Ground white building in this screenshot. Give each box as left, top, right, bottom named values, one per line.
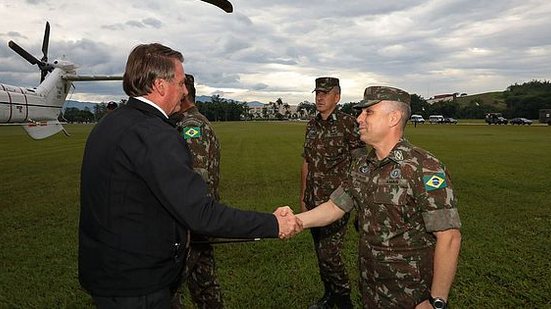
left=427, top=93, right=457, bottom=105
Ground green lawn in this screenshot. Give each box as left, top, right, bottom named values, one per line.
left=1, top=122, right=550, bottom=307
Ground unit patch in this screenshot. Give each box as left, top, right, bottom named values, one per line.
left=390, top=168, right=401, bottom=179
left=423, top=173, right=447, bottom=191
left=183, top=127, right=201, bottom=139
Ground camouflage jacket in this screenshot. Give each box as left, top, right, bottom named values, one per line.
left=302, top=110, right=364, bottom=208
left=176, top=106, right=221, bottom=201
left=330, top=139, right=461, bottom=303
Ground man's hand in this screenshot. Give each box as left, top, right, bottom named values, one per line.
left=273, top=206, right=303, bottom=239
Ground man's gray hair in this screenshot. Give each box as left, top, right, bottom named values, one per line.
left=383, top=100, right=411, bottom=129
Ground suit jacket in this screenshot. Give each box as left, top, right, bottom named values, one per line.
left=79, top=97, right=278, bottom=296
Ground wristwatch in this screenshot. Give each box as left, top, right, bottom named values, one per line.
left=429, top=295, right=447, bottom=309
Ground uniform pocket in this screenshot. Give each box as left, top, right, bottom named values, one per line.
left=373, top=251, right=422, bottom=281
left=373, top=182, right=408, bottom=205
left=366, top=185, right=412, bottom=243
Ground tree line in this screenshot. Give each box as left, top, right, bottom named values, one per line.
left=60, top=99, right=128, bottom=123
left=196, top=95, right=248, bottom=121
left=503, top=80, right=551, bottom=119
left=61, top=80, right=551, bottom=123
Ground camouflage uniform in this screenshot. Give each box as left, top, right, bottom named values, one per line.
left=330, top=138, right=461, bottom=308
left=303, top=106, right=364, bottom=300
left=175, top=106, right=223, bottom=309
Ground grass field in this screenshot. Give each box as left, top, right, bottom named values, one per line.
left=1, top=122, right=550, bottom=308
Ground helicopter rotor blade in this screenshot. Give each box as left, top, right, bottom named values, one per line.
left=8, top=41, right=40, bottom=65
left=41, top=21, right=50, bottom=63
left=199, top=0, right=233, bottom=13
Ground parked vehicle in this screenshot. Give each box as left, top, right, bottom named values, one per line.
left=485, top=113, right=508, bottom=125
left=428, top=115, right=444, bottom=124
left=509, top=117, right=533, bottom=125
left=410, top=114, right=425, bottom=124
left=442, top=117, right=458, bottom=124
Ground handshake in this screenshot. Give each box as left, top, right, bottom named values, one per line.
left=273, top=206, right=304, bottom=239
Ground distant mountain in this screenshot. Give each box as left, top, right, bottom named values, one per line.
left=63, top=100, right=99, bottom=111
left=246, top=101, right=265, bottom=107
left=196, top=95, right=213, bottom=102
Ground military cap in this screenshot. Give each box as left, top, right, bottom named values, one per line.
left=185, top=73, right=195, bottom=89
left=312, top=77, right=339, bottom=92
left=106, top=101, right=118, bottom=110
left=353, top=86, right=410, bottom=109
left=184, top=74, right=196, bottom=100
left=185, top=74, right=194, bottom=87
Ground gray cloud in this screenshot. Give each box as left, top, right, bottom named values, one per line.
left=1, top=31, right=27, bottom=39
left=251, top=83, right=268, bottom=90
left=126, top=20, right=146, bottom=28
left=102, top=18, right=163, bottom=31
left=142, top=18, right=162, bottom=29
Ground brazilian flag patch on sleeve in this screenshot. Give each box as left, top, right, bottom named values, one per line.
left=423, top=172, right=447, bottom=192
left=182, top=127, right=201, bottom=139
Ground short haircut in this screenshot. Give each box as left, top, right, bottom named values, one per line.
left=123, top=43, right=184, bottom=97
left=383, top=100, right=411, bottom=129
left=185, top=74, right=196, bottom=103
left=332, top=85, right=341, bottom=94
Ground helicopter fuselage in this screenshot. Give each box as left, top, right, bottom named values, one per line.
left=0, top=67, right=71, bottom=124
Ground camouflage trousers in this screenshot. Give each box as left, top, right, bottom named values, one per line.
left=310, top=212, right=351, bottom=296
left=173, top=240, right=224, bottom=309
left=359, top=278, right=429, bottom=309
left=358, top=246, right=433, bottom=308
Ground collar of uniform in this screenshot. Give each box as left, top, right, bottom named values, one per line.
left=388, top=138, right=411, bottom=163
left=366, top=138, right=409, bottom=167
left=315, top=110, right=338, bottom=122
left=365, top=148, right=379, bottom=166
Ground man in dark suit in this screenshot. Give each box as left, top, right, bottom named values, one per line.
left=79, top=43, right=302, bottom=308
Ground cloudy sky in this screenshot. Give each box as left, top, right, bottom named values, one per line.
left=1, top=0, right=550, bottom=104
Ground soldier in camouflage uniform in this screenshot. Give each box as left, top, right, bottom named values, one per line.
left=297, top=86, right=462, bottom=309
left=170, top=74, right=224, bottom=309
left=300, top=77, right=364, bottom=309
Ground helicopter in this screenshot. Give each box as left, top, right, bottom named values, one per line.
left=0, top=0, right=233, bottom=139
left=0, top=22, right=122, bottom=139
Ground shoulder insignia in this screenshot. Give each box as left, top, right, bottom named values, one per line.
left=179, top=118, right=203, bottom=127
left=182, top=127, right=202, bottom=139
left=423, top=173, right=447, bottom=191
left=393, top=150, right=404, bottom=161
